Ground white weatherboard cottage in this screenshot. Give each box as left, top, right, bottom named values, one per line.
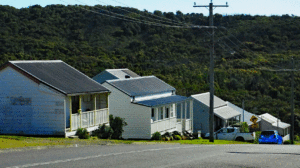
left=93, top=70, right=193, bottom=139
left=0, top=60, right=110, bottom=137
left=258, top=113, right=290, bottom=141
left=191, top=92, right=241, bottom=134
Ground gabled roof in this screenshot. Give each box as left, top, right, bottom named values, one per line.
left=214, top=106, right=241, bottom=120
left=191, top=92, right=227, bottom=108
left=259, top=113, right=290, bottom=129
left=2, top=60, right=109, bottom=95
left=105, top=76, right=175, bottom=97
left=105, top=69, right=140, bottom=79
left=226, top=101, right=261, bottom=125
left=133, top=95, right=188, bottom=107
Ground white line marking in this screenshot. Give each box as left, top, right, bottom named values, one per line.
left=6, top=146, right=198, bottom=168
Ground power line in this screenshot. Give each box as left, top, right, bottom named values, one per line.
left=108, top=0, right=192, bottom=26
left=59, top=0, right=214, bottom=29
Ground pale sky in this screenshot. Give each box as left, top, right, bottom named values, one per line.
left=1, top=0, right=299, bottom=16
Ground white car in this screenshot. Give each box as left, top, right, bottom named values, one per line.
left=205, top=127, right=255, bottom=141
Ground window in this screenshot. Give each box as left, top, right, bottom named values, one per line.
left=160, top=107, right=164, bottom=119
left=151, top=108, right=155, bottom=118
left=170, top=105, right=174, bottom=117
left=166, top=107, right=169, bottom=118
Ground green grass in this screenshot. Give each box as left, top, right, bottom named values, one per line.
left=3, top=136, right=294, bottom=150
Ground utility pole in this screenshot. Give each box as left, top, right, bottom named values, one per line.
left=291, top=57, right=295, bottom=144
left=260, top=57, right=296, bottom=144
left=242, top=100, right=245, bottom=122
left=194, top=1, right=228, bottom=143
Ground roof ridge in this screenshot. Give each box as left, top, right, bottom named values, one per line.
left=106, top=68, right=129, bottom=71
left=106, top=75, right=155, bottom=83
left=10, top=60, right=63, bottom=63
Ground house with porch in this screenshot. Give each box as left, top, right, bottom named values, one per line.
left=93, top=70, right=193, bottom=139
left=191, top=92, right=241, bottom=134
left=258, top=113, right=290, bottom=141
left=0, top=60, right=110, bottom=137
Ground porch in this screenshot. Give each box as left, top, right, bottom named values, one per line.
left=213, top=106, right=241, bottom=131
left=149, top=98, right=193, bottom=134
left=66, top=93, right=109, bottom=136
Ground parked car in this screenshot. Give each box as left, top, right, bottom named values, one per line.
left=258, top=130, right=283, bottom=144
left=204, top=127, right=255, bottom=141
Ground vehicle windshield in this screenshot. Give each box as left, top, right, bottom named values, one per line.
left=261, top=131, right=275, bottom=136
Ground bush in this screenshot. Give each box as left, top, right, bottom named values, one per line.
left=163, top=132, right=172, bottom=137
left=253, top=131, right=261, bottom=144
left=174, top=135, right=182, bottom=140
left=109, top=115, right=127, bottom=139
left=92, top=124, right=114, bottom=139
left=295, top=135, right=300, bottom=141
left=172, top=131, right=181, bottom=136
left=151, top=132, right=162, bottom=140
left=283, top=140, right=291, bottom=144
left=75, top=128, right=90, bottom=139
left=240, top=122, right=249, bottom=133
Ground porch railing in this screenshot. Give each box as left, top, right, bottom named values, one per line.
left=71, top=108, right=109, bottom=131
left=182, top=119, right=192, bottom=132
left=151, top=117, right=176, bottom=134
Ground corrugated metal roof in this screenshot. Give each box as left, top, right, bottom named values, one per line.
left=259, top=113, right=290, bottom=129
left=105, top=76, right=175, bottom=97
left=191, top=92, right=227, bottom=108
left=226, top=101, right=261, bottom=125
left=122, top=69, right=140, bottom=78
left=272, top=122, right=290, bottom=129
left=9, top=60, right=109, bottom=95
left=214, top=106, right=241, bottom=120
left=134, top=95, right=188, bottom=107
left=106, top=69, right=140, bottom=79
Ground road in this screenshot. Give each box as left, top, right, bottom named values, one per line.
left=1, top=144, right=300, bottom=168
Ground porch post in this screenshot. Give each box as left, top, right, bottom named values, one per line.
left=69, top=96, right=72, bottom=131
left=181, top=103, right=183, bottom=122
left=106, top=93, right=109, bottom=123
left=79, top=95, right=82, bottom=128
left=190, top=99, right=193, bottom=132
left=94, top=94, right=97, bottom=126
left=155, top=108, right=158, bottom=121
left=185, top=101, right=187, bottom=120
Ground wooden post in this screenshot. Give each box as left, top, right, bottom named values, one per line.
left=69, top=96, right=72, bottom=131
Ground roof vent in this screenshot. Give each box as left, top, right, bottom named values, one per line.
left=125, top=75, right=131, bottom=79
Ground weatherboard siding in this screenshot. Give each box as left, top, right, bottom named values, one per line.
left=192, top=99, right=209, bottom=134
left=102, top=83, right=151, bottom=139
left=0, top=67, right=66, bottom=136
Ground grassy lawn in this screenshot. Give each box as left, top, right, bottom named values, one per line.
left=1, top=135, right=298, bottom=150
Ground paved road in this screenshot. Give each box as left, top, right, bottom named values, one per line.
left=1, top=144, right=300, bottom=168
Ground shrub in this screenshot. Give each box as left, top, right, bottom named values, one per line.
left=172, top=131, right=181, bottom=136
left=283, top=140, right=291, bottom=144
left=240, top=122, right=249, bottom=133
left=93, top=124, right=114, bottom=139
left=295, top=135, right=300, bottom=141
left=174, top=135, right=182, bottom=140
left=253, top=131, right=261, bottom=144
left=75, top=128, right=90, bottom=139
left=151, top=132, right=162, bottom=140
left=109, top=115, right=127, bottom=139
left=164, top=137, right=170, bottom=141
left=192, top=132, right=201, bottom=139
left=169, top=136, right=174, bottom=141
left=163, top=132, right=172, bottom=137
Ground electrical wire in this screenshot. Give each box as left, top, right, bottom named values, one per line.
left=59, top=0, right=213, bottom=29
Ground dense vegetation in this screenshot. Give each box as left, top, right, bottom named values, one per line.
left=1, top=5, right=300, bottom=134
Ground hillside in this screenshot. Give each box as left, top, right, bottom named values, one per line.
left=1, top=4, right=300, bottom=134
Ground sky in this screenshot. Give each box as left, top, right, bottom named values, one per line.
left=1, top=0, right=300, bottom=16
